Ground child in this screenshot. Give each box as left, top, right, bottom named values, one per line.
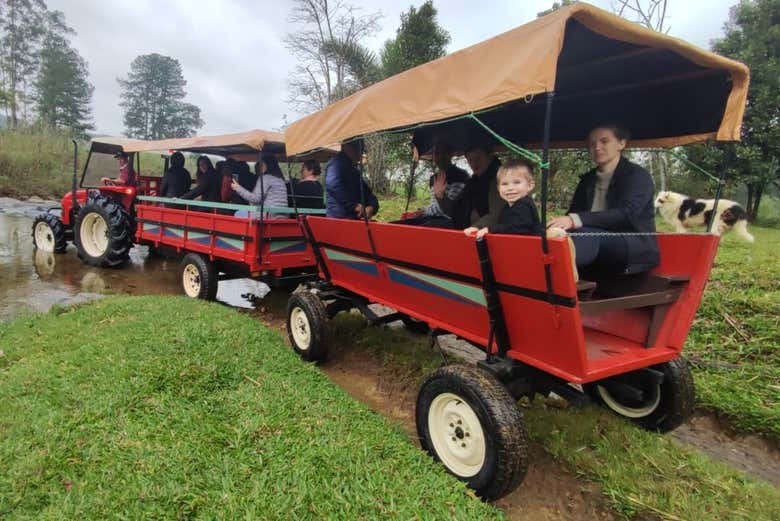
left=465, top=158, right=578, bottom=281
left=464, top=157, right=540, bottom=239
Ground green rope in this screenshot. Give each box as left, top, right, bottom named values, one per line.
left=466, top=114, right=549, bottom=169
left=663, top=148, right=724, bottom=184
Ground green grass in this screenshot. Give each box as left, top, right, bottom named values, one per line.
left=686, top=226, right=780, bottom=440
left=0, top=296, right=502, bottom=520
left=328, top=312, right=780, bottom=520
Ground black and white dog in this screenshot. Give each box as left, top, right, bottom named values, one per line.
left=654, top=191, right=754, bottom=242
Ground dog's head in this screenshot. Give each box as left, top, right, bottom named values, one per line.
left=654, top=191, right=684, bottom=210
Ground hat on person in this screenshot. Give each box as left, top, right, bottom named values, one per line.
left=113, top=151, right=129, bottom=159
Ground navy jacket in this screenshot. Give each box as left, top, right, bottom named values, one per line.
left=490, top=196, right=541, bottom=236
left=568, top=157, right=659, bottom=274
left=325, top=152, right=379, bottom=218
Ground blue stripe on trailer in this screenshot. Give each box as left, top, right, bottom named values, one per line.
left=387, top=266, right=484, bottom=307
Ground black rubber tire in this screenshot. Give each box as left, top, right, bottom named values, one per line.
left=588, top=357, right=695, bottom=432
left=401, top=314, right=430, bottom=334
left=179, top=252, right=218, bottom=300
left=286, top=291, right=330, bottom=362
left=74, top=194, right=133, bottom=267
left=32, top=212, right=67, bottom=253
left=416, top=364, right=529, bottom=500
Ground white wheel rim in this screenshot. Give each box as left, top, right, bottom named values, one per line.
left=80, top=213, right=109, bottom=258
left=182, top=263, right=202, bottom=298
left=290, top=307, right=311, bottom=350
left=597, top=384, right=662, bottom=418
left=428, top=392, right=486, bottom=478
left=34, top=221, right=56, bottom=252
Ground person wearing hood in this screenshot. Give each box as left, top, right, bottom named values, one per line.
left=160, top=151, right=192, bottom=197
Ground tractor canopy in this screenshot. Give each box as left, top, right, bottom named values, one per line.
left=284, top=1, right=749, bottom=155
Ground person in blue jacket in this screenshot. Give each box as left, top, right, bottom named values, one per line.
left=325, top=140, right=379, bottom=219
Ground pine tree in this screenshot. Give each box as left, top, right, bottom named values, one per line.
left=34, top=32, right=94, bottom=135
left=117, top=53, right=203, bottom=139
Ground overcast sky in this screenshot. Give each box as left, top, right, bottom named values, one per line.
left=47, top=0, right=737, bottom=136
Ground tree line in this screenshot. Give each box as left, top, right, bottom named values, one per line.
left=1, top=0, right=777, bottom=220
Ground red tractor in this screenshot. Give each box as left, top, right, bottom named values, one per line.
left=32, top=138, right=152, bottom=267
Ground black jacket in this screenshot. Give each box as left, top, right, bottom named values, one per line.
left=160, top=166, right=192, bottom=198
left=490, top=196, right=541, bottom=235
left=180, top=169, right=222, bottom=203
left=568, top=157, right=659, bottom=274
left=288, top=179, right=324, bottom=209
left=448, top=157, right=502, bottom=229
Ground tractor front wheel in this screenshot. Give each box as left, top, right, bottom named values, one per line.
left=74, top=195, right=133, bottom=267
left=589, top=357, right=694, bottom=432
left=416, top=364, right=529, bottom=500
left=179, top=253, right=218, bottom=300
left=32, top=213, right=67, bottom=253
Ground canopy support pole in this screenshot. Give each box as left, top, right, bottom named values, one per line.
left=540, top=92, right=555, bottom=304
left=357, top=140, right=379, bottom=261
left=707, top=170, right=726, bottom=233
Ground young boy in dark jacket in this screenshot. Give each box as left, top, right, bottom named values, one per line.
left=465, top=158, right=578, bottom=280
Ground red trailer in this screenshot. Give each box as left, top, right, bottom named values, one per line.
left=32, top=130, right=332, bottom=295
left=282, top=2, right=749, bottom=499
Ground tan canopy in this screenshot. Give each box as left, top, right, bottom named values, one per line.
left=93, top=129, right=334, bottom=162
left=285, top=2, right=749, bottom=155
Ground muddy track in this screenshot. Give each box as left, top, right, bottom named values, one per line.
left=254, top=311, right=621, bottom=520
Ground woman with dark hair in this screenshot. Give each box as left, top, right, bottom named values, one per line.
left=231, top=153, right=289, bottom=218
left=181, top=155, right=221, bottom=202
left=288, top=159, right=324, bottom=209
left=547, top=123, right=659, bottom=275
left=160, top=151, right=191, bottom=197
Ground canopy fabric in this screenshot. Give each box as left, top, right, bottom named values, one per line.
left=118, top=129, right=284, bottom=155
left=284, top=2, right=749, bottom=155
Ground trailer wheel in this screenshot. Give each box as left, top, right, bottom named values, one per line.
left=590, top=357, right=694, bottom=432
left=416, top=364, right=529, bottom=500
left=74, top=195, right=133, bottom=267
left=286, top=291, right=330, bottom=362
left=179, top=253, right=218, bottom=300
left=32, top=213, right=67, bottom=253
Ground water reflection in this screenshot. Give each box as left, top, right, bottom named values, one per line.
left=0, top=200, right=272, bottom=321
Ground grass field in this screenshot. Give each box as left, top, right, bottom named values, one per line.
left=0, top=297, right=501, bottom=520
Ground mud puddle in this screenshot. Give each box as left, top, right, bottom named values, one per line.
left=0, top=198, right=267, bottom=321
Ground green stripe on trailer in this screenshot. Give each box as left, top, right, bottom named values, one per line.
left=390, top=265, right=487, bottom=306
left=136, top=196, right=327, bottom=215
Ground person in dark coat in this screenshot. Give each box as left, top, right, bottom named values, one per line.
left=464, top=158, right=540, bottom=239
left=548, top=124, right=659, bottom=275
left=160, top=151, right=191, bottom=197
left=444, top=144, right=503, bottom=230
left=325, top=141, right=379, bottom=219
left=288, top=159, right=324, bottom=209
left=181, top=155, right=221, bottom=203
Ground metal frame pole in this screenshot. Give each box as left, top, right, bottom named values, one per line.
left=707, top=171, right=726, bottom=233
left=540, top=92, right=555, bottom=303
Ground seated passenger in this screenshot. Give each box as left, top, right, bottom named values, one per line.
left=101, top=152, right=137, bottom=187
left=231, top=153, right=289, bottom=219
left=466, top=158, right=578, bottom=280
left=288, top=159, right=325, bottom=209
left=408, top=142, right=469, bottom=228
left=228, top=161, right=256, bottom=205
left=181, top=155, right=221, bottom=202
left=446, top=144, right=502, bottom=229
left=325, top=140, right=379, bottom=219
left=547, top=123, right=659, bottom=275
left=464, top=158, right=540, bottom=239
left=160, top=151, right=191, bottom=197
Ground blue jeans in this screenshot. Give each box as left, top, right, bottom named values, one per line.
left=570, top=226, right=628, bottom=271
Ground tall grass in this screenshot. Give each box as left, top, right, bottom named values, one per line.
left=0, top=127, right=85, bottom=199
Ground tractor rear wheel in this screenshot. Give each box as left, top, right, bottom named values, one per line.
left=74, top=195, right=133, bottom=267
left=588, top=357, right=694, bottom=432
left=179, top=253, right=218, bottom=300
left=286, top=291, right=330, bottom=362
left=32, top=213, right=67, bottom=253
left=416, top=364, right=529, bottom=500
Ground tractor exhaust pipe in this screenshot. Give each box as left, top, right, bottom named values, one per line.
left=71, top=140, right=79, bottom=215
